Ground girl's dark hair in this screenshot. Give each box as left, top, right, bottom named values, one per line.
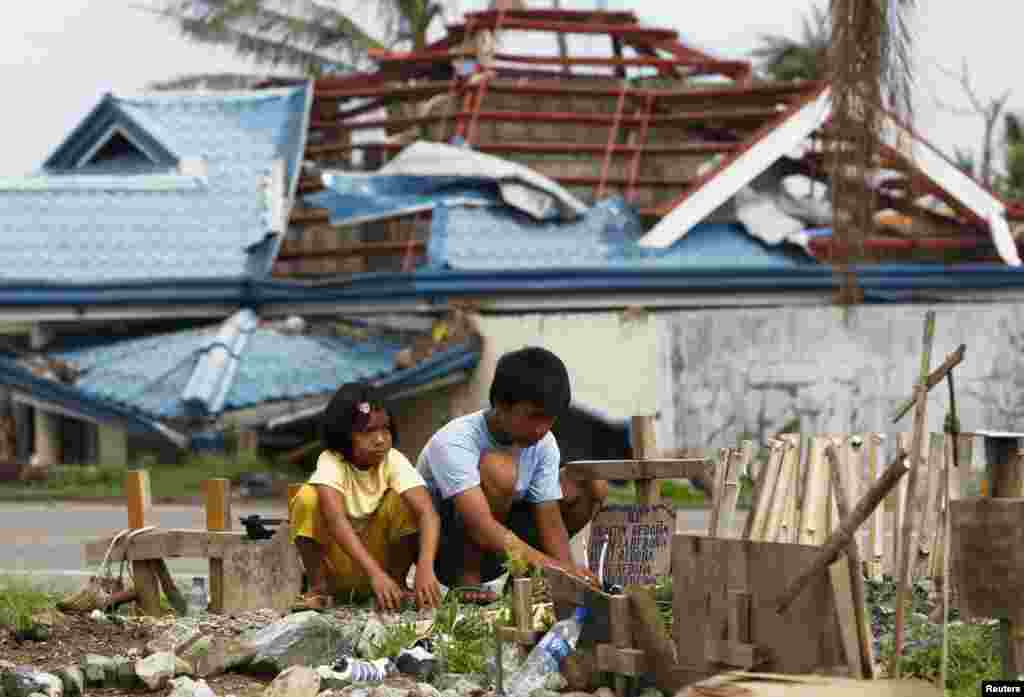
left=489, top=346, right=571, bottom=417
left=320, top=382, right=398, bottom=461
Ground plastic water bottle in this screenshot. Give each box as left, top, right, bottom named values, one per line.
left=331, top=656, right=394, bottom=682
left=188, top=577, right=208, bottom=616
left=505, top=607, right=589, bottom=697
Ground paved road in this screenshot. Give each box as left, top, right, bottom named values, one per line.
left=0, top=501, right=747, bottom=590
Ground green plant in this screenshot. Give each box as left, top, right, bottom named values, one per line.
left=0, top=575, right=57, bottom=632
left=880, top=617, right=1000, bottom=696
left=368, top=621, right=420, bottom=660
left=431, top=592, right=495, bottom=675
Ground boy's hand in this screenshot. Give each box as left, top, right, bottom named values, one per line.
left=370, top=571, right=405, bottom=612
left=414, top=563, right=443, bottom=609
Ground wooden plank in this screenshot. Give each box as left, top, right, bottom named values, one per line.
left=565, top=458, right=707, bottom=481
left=596, top=644, right=646, bottom=676
left=798, top=438, right=830, bottom=546
left=205, top=478, right=231, bottom=614
left=728, top=590, right=752, bottom=642
left=829, top=555, right=862, bottom=678
left=124, top=470, right=161, bottom=617
left=744, top=439, right=784, bottom=540
left=775, top=449, right=909, bottom=615
left=631, top=414, right=660, bottom=504
left=704, top=638, right=770, bottom=669
left=85, top=529, right=250, bottom=564
left=773, top=435, right=801, bottom=543
left=917, top=434, right=945, bottom=565
left=672, top=535, right=845, bottom=675
left=513, top=578, right=533, bottom=634
left=628, top=586, right=680, bottom=693
left=893, top=312, right=938, bottom=678
left=890, top=343, right=966, bottom=422
left=826, top=445, right=876, bottom=679
left=716, top=445, right=748, bottom=538
left=866, top=434, right=885, bottom=581
left=707, top=448, right=732, bottom=537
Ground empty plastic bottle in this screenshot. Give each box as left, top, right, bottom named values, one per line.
left=188, top=577, right=208, bottom=616
left=505, top=606, right=589, bottom=697
left=331, top=656, right=394, bottom=683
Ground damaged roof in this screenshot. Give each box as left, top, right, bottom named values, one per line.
left=0, top=85, right=313, bottom=283
left=0, top=312, right=480, bottom=445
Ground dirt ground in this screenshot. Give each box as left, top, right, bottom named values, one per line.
left=0, top=613, right=273, bottom=697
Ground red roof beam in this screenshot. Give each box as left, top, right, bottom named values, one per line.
left=445, top=18, right=678, bottom=41
left=308, top=140, right=740, bottom=156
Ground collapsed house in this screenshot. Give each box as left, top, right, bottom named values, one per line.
left=3, top=8, right=1024, bottom=466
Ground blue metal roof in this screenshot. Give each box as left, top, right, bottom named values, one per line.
left=46, top=313, right=480, bottom=423
left=0, top=85, right=312, bottom=283
left=427, top=197, right=816, bottom=271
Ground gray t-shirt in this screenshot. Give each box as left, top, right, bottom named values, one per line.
left=416, top=409, right=563, bottom=506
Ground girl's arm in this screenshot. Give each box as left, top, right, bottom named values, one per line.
left=401, top=485, right=442, bottom=608
left=315, top=484, right=404, bottom=609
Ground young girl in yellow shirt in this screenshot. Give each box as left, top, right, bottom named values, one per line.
left=289, top=382, right=441, bottom=611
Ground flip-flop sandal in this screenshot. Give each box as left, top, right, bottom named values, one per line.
left=451, top=586, right=499, bottom=605
left=291, top=592, right=335, bottom=613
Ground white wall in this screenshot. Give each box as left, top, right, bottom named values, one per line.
left=452, top=311, right=659, bottom=422
left=655, top=303, right=1024, bottom=455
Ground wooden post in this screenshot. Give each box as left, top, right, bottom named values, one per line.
left=513, top=577, right=532, bottom=636
left=775, top=449, right=909, bottom=615
left=631, top=415, right=660, bottom=504
left=776, top=434, right=802, bottom=543
left=744, top=439, right=785, bottom=541
left=205, top=478, right=231, bottom=613
left=826, top=444, right=875, bottom=679
left=125, top=470, right=162, bottom=616
left=610, top=594, right=633, bottom=697
left=707, top=448, right=732, bottom=537
left=866, top=434, right=884, bottom=581
left=716, top=444, right=749, bottom=538
left=798, top=437, right=831, bottom=546
left=984, top=434, right=1024, bottom=679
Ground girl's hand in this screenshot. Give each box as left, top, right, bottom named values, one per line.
left=414, top=563, right=443, bottom=609
left=370, top=571, right=405, bottom=612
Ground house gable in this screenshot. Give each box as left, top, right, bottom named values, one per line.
left=42, top=95, right=179, bottom=173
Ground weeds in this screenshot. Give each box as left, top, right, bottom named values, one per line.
left=368, top=621, right=421, bottom=660
left=0, top=575, right=57, bottom=632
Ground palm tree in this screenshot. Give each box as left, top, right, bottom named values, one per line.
left=145, top=0, right=447, bottom=78
left=1002, top=113, right=1024, bottom=200
left=750, top=3, right=829, bottom=82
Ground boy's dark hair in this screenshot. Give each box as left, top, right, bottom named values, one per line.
left=320, top=382, right=398, bottom=461
left=489, top=346, right=571, bottom=417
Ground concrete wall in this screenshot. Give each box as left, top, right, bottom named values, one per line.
left=655, top=303, right=1024, bottom=454
left=451, top=311, right=659, bottom=422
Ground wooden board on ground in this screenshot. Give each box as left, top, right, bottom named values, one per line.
left=677, top=671, right=941, bottom=696
left=950, top=497, right=1024, bottom=621
left=672, top=535, right=847, bottom=677
left=84, top=529, right=251, bottom=564
left=219, top=524, right=303, bottom=615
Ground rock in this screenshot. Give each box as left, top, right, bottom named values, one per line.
left=146, top=621, right=203, bottom=656
left=593, top=688, right=616, bottom=697
left=356, top=615, right=387, bottom=659
left=263, top=666, right=320, bottom=697
left=34, top=674, right=61, bottom=697
left=315, top=666, right=354, bottom=692
left=560, top=693, right=594, bottom=697
left=136, top=651, right=177, bottom=690
left=528, top=690, right=560, bottom=697
left=88, top=610, right=108, bottom=623
left=54, top=667, right=84, bottom=697
left=191, top=637, right=255, bottom=678
left=438, top=690, right=458, bottom=697
left=112, top=658, right=139, bottom=690
left=410, top=683, right=441, bottom=697
left=168, top=677, right=216, bottom=697
left=433, top=675, right=482, bottom=694
left=175, top=656, right=193, bottom=677
left=337, top=688, right=371, bottom=697
left=543, top=672, right=568, bottom=692
left=243, top=611, right=344, bottom=674
left=637, top=689, right=664, bottom=697
left=1, top=669, right=49, bottom=697
left=369, top=685, right=411, bottom=697
left=80, top=655, right=114, bottom=687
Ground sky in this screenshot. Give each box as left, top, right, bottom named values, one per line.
left=1, top=0, right=1022, bottom=176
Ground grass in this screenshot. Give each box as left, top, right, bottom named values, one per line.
left=0, top=574, right=58, bottom=633
left=0, top=453, right=306, bottom=502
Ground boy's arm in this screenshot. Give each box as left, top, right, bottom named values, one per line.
left=453, top=487, right=556, bottom=569
left=400, top=485, right=442, bottom=608
left=532, top=500, right=573, bottom=565
left=315, top=484, right=404, bottom=609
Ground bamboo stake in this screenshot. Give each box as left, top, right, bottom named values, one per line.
left=826, top=444, right=876, bottom=679
left=894, top=310, right=937, bottom=678
left=776, top=434, right=801, bottom=543
left=744, top=439, right=784, bottom=540
left=707, top=447, right=731, bottom=537
left=867, top=433, right=885, bottom=581
left=776, top=449, right=909, bottom=615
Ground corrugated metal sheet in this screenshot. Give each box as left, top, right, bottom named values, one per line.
left=0, top=86, right=311, bottom=283
left=428, top=197, right=816, bottom=270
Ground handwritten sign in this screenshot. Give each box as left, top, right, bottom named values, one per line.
left=587, top=504, right=675, bottom=587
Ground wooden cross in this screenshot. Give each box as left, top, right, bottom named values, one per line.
left=564, top=414, right=708, bottom=505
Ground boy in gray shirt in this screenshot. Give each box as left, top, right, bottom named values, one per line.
left=417, top=346, right=606, bottom=596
